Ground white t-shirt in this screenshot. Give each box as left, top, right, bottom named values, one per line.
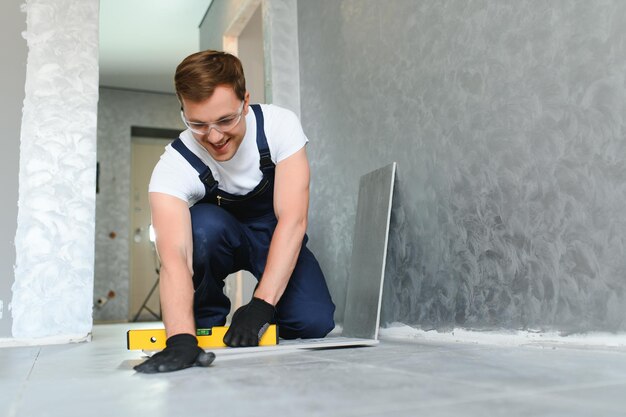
left=149, top=104, right=308, bottom=206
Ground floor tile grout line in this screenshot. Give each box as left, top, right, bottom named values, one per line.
left=25, top=348, right=41, bottom=380
left=6, top=347, right=41, bottom=417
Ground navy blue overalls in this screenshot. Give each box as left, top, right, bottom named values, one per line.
left=171, top=104, right=335, bottom=339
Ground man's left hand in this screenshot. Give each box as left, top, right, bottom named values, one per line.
left=224, top=297, right=275, bottom=347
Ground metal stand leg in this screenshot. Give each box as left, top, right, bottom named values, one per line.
left=131, top=267, right=161, bottom=322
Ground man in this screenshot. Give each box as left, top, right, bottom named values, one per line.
left=134, top=50, right=335, bottom=373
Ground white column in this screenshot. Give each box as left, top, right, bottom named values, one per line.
left=12, top=0, right=99, bottom=340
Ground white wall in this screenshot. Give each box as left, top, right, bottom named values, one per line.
left=8, top=0, right=99, bottom=341
left=0, top=0, right=27, bottom=338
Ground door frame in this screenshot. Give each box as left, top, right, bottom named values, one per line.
left=128, top=126, right=181, bottom=321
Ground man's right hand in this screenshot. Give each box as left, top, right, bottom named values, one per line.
left=134, top=333, right=215, bottom=373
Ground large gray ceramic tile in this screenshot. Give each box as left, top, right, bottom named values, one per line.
left=343, top=162, right=396, bottom=340
left=410, top=344, right=626, bottom=392
left=297, top=339, right=626, bottom=400
left=542, top=382, right=626, bottom=414
left=297, top=337, right=490, bottom=364
left=0, top=346, right=40, bottom=415
left=387, top=392, right=625, bottom=417
left=138, top=357, right=495, bottom=417
left=327, top=340, right=626, bottom=391
left=0, top=345, right=40, bottom=380
left=16, top=345, right=496, bottom=417
left=5, top=324, right=626, bottom=417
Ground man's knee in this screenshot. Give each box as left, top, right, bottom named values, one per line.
left=278, top=305, right=335, bottom=339
left=305, top=313, right=335, bottom=338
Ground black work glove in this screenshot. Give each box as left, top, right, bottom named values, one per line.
left=224, top=297, right=275, bottom=347
left=134, top=333, right=215, bottom=374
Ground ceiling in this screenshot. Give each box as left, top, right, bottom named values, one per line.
left=99, top=0, right=213, bottom=94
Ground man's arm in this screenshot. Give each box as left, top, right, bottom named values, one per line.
left=254, top=146, right=310, bottom=305
left=134, top=193, right=215, bottom=373
left=149, top=192, right=196, bottom=337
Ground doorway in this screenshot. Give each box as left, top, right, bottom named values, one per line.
left=236, top=4, right=265, bottom=104
left=129, top=135, right=171, bottom=321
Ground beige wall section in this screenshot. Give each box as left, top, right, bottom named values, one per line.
left=200, top=0, right=301, bottom=116
left=261, top=0, right=301, bottom=117
left=129, top=138, right=170, bottom=321
left=237, top=4, right=265, bottom=103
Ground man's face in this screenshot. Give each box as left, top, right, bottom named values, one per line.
left=181, top=86, right=249, bottom=162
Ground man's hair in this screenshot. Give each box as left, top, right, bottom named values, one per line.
left=175, top=50, right=246, bottom=102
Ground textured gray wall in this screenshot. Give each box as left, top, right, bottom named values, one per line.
left=299, top=0, right=626, bottom=332
left=0, top=0, right=27, bottom=337
left=95, top=88, right=183, bottom=322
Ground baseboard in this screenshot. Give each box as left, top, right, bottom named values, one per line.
left=0, top=332, right=92, bottom=348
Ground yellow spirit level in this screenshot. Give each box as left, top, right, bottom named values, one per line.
left=127, top=325, right=279, bottom=351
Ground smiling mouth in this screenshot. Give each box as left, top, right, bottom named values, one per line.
left=211, top=138, right=230, bottom=150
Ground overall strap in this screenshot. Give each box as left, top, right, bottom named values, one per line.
left=171, top=138, right=218, bottom=194
left=250, top=104, right=275, bottom=175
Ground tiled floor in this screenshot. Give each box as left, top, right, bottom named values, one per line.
left=2, top=323, right=626, bottom=417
